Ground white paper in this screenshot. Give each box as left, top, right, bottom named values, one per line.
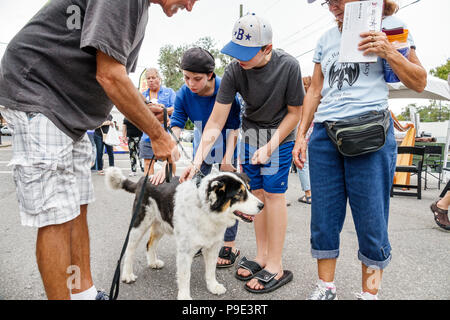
left=338, top=0, right=383, bottom=63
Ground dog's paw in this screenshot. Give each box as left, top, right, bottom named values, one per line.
left=177, top=293, right=193, bottom=300
left=207, top=282, right=226, bottom=296
left=148, top=259, right=165, bottom=269
left=121, top=273, right=137, bottom=284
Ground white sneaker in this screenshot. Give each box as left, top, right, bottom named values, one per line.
left=308, top=280, right=338, bottom=300
left=355, top=292, right=378, bottom=300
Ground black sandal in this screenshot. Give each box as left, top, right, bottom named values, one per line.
left=235, top=257, right=263, bottom=281
left=244, top=269, right=293, bottom=294
left=216, top=246, right=240, bottom=268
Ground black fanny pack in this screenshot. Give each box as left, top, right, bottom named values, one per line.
left=324, top=109, right=390, bottom=157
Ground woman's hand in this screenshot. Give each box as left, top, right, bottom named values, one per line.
left=293, top=136, right=308, bottom=170
left=358, top=31, right=396, bottom=59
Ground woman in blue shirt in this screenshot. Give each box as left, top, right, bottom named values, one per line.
left=294, top=0, right=427, bottom=300
left=140, top=68, right=176, bottom=175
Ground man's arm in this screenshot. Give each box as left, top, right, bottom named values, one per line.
left=95, top=51, right=179, bottom=162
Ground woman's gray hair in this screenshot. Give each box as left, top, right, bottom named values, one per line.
left=145, top=67, right=161, bottom=79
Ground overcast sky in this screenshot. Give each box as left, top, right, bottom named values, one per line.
left=0, top=0, right=449, bottom=114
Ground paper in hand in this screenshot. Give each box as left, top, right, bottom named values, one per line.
left=338, top=0, right=383, bottom=63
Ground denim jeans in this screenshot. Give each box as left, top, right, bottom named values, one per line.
left=298, top=149, right=310, bottom=192
left=308, top=117, right=397, bottom=269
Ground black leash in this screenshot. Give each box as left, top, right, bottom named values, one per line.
left=109, top=156, right=155, bottom=300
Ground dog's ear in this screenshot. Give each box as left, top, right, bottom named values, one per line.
left=210, top=180, right=225, bottom=192
left=234, top=172, right=251, bottom=190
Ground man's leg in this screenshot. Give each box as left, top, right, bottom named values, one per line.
left=70, top=204, right=94, bottom=294
left=36, top=221, right=72, bottom=300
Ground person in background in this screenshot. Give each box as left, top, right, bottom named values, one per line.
left=94, top=114, right=115, bottom=175
left=294, top=0, right=426, bottom=300
left=141, top=68, right=177, bottom=175
left=430, top=191, right=450, bottom=231
left=297, top=76, right=313, bottom=205
left=123, top=117, right=144, bottom=176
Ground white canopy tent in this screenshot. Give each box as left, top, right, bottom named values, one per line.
left=388, top=75, right=450, bottom=101
left=388, top=75, right=450, bottom=183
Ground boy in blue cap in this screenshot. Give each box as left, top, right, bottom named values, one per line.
left=181, top=14, right=305, bottom=293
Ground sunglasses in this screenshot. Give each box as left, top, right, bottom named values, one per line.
left=321, top=0, right=342, bottom=7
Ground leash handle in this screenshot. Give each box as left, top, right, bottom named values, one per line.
left=109, top=156, right=155, bottom=300
left=163, top=108, right=173, bottom=183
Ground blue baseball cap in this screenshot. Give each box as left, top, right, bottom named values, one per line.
left=221, top=13, right=272, bottom=62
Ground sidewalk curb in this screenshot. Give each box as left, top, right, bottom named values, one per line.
left=0, top=143, right=11, bottom=148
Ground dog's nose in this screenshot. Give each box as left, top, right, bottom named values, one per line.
left=257, top=203, right=264, bottom=211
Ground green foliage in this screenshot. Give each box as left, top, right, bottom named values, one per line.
left=396, top=102, right=450, bottom=122
left=429, top=59, right=450, bottom=81
left=157, top=36, right=232, bottom=91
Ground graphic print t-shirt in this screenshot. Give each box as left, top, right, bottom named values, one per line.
left=312, top=15, right=414, bottom=123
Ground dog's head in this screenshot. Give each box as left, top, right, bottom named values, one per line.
left=202, top=172, right=263, bottom=223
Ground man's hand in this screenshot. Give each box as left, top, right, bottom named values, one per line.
left=150, top=134, right=180, bottom=163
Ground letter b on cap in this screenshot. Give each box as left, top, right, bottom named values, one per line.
left=236, top=28, right=245, bottom=40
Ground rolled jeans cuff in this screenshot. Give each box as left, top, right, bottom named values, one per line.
left=311, top=248, right=339, bottom=260
left=358, top=250, right=392, bottom=270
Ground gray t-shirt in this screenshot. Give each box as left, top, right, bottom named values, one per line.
left=0, top=0, right=149, bottom=141
left=216, top=49, right=304, bottom=147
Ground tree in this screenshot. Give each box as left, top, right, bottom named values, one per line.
left=430, top=59, right=450, bottom=81
left=157, top=36, right=232, bottom=91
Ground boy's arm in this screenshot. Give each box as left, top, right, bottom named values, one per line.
left=220, top=129, right=239, bottom=172
left=180, top=101, right=232, bottom=181
left=251, top=105, right=302, bottom=165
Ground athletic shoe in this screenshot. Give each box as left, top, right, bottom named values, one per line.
left=355, top=292, right=378, bottom=300
left=308, top=280, right=338, bottom=300
left=95, top=290, right=109, bottom=300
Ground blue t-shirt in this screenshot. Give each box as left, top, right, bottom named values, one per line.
left=312, top=15, right=414, bottom=123
left=141, top=86, right=176, bottom=142
left=171, top=76, right=241, bottom=163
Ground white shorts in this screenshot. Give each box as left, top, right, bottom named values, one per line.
left=0, top=106, right=95, bottom=228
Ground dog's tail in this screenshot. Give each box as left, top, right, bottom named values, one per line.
left=105, top=167, right=137, bottom=194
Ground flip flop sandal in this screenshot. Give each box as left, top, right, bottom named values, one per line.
left=244, top=269, right=293, bottom=294
left=298, top=195, right=311, bottom=204
left=216, top=246, right=240, bottom=268
left=235, top=257, right=263, bottom=281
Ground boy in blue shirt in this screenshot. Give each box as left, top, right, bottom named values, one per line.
left=153, top=47, right=242, bottom=268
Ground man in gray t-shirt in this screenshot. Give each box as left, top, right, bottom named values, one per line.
left=181, top=14, right=304, bottom=295
left=0, top=0, right=197, bottom=300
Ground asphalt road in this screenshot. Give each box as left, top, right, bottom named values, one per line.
left=0, top=138, right=449, bottom=300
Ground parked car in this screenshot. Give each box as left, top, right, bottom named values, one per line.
left=0, top=125, right=11, bottom=136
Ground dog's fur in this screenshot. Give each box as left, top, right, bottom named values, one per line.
left=105, top=167, right=264, bottom=300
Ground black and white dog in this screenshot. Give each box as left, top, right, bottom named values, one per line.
left=105, top=167, right=264, bottom=300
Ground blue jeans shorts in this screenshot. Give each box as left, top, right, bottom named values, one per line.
left=308, top=118, right=397, bottom=269
left=239, top=141, right=294, bottom=194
